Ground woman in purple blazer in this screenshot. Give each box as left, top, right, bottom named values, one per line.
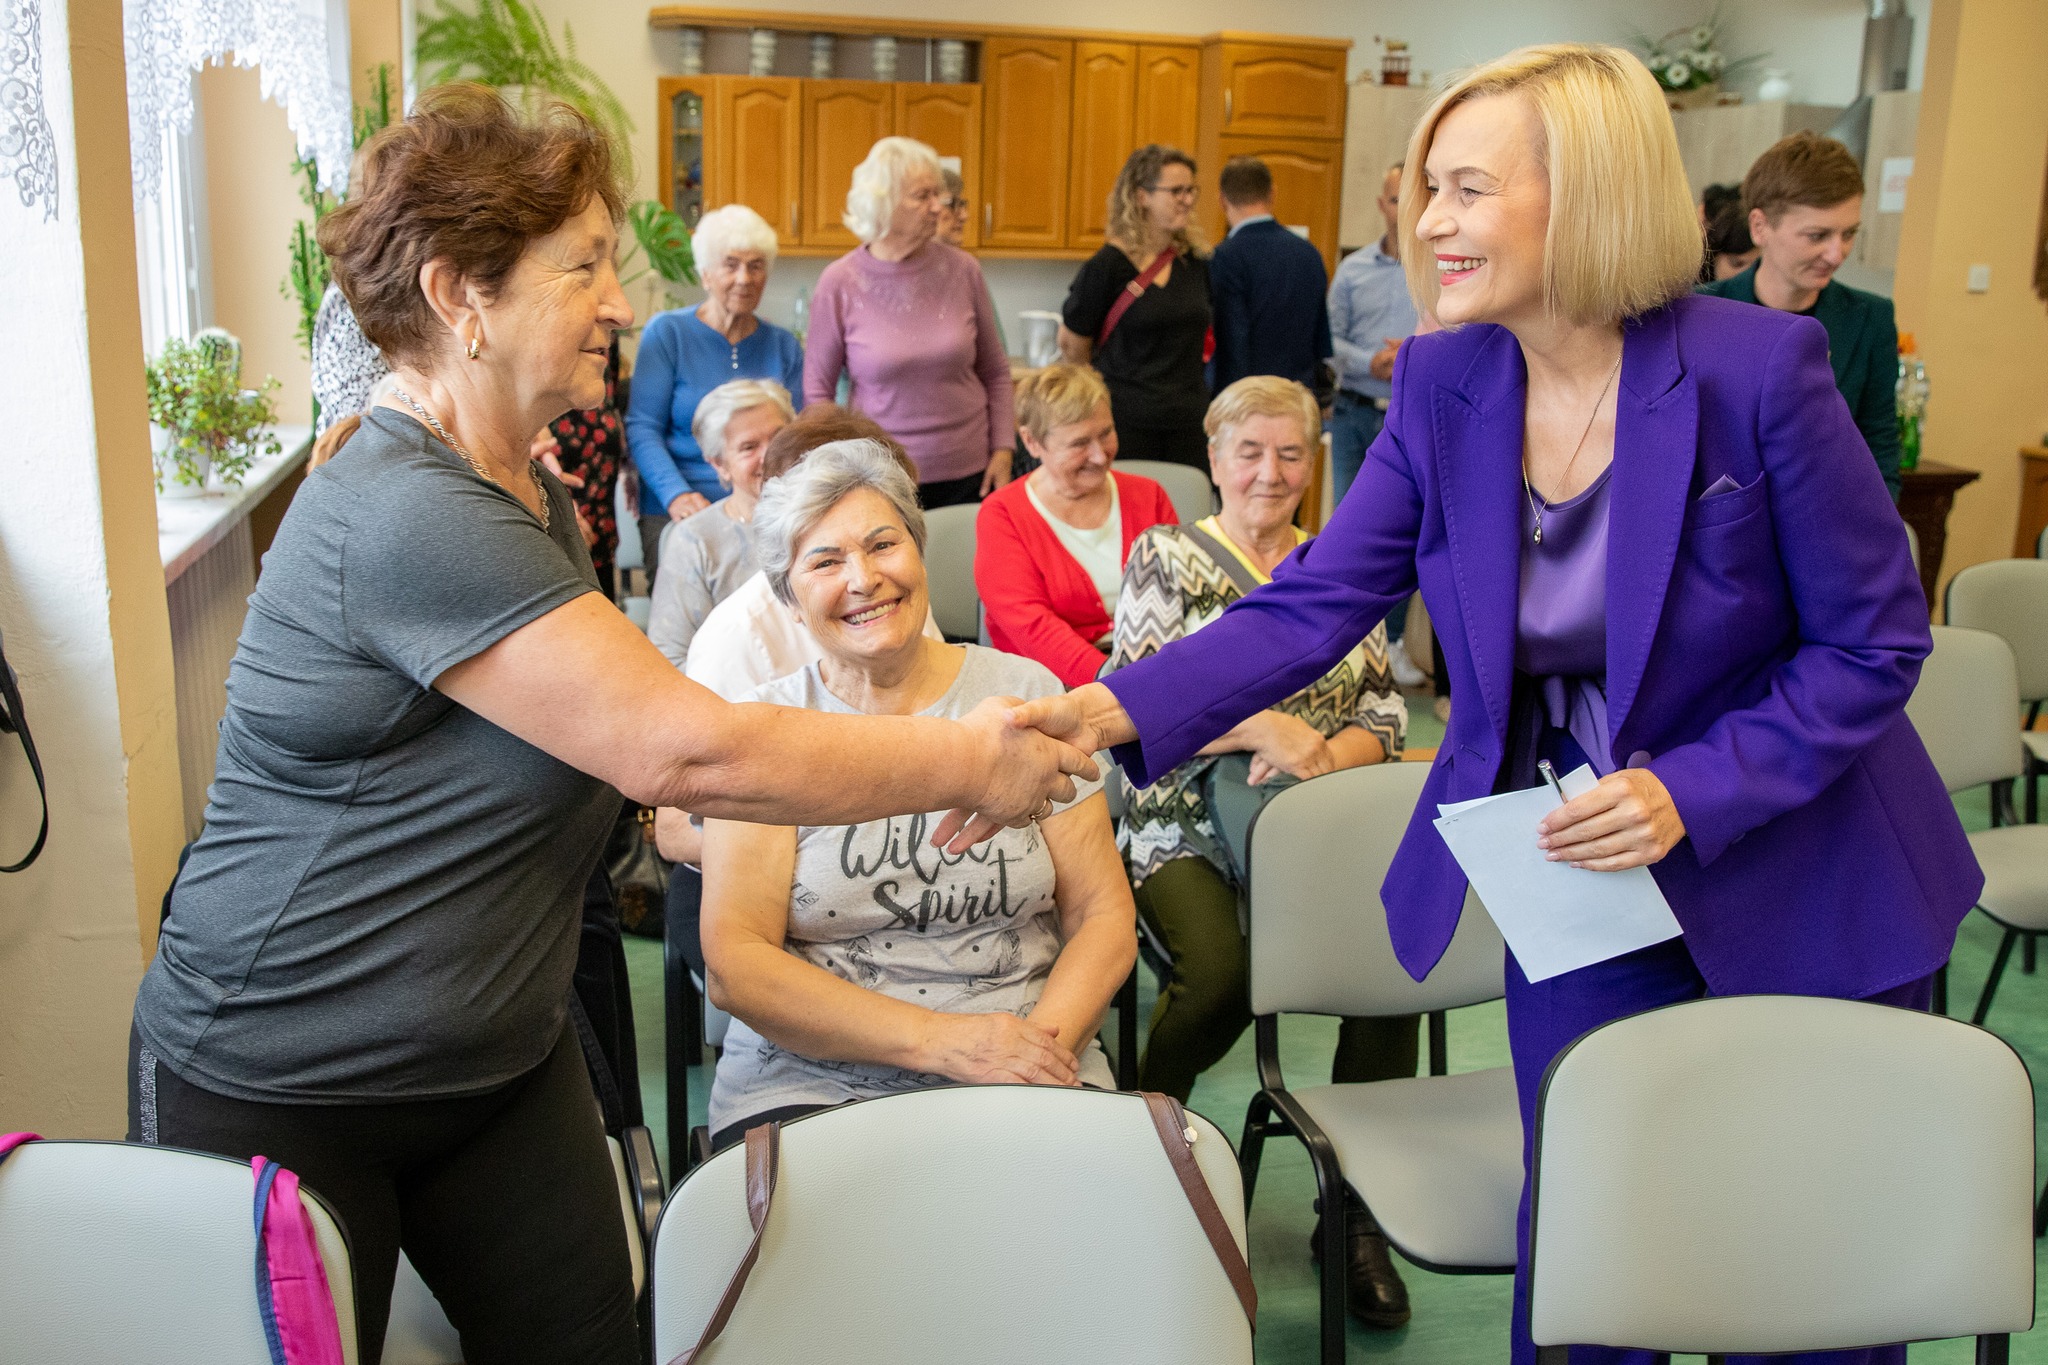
left=998, top=45, right=1979, bottom=1365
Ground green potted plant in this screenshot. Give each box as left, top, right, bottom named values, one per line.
left=415, top=0, right=634, bottom=175
left=1631, top=9, right=1763, bottom=110
left=145, top=329, right=283, bottom=496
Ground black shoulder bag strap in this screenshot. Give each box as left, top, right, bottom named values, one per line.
left=0, top=628, right=48, bottom=874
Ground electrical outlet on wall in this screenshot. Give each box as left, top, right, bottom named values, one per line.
left=1966, top=264, right=1992, bottom=293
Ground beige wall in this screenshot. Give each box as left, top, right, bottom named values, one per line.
left=1892, top=0, right=2048, bottom=592
left=0, top=0, right=184, bottom=1136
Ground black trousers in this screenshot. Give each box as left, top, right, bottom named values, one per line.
left=128, top=1025, right=639, bottom=1365
left=918, top=471, right=985, bottom=508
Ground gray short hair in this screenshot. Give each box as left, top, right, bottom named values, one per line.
left=754, top=438, right=927, bottom=605
left=691, top=379, right=794, bottom=473
left=843, top=137, right=943, bottom=244
left=690, top=204, right=779, bottom=273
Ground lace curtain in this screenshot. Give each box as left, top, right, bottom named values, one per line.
left=0, top=0, right=57, bottom=219
left=124, top=0, right=352, bottom=205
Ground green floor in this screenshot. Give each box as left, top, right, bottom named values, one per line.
left=623, top=696, right=2048, bottom=1362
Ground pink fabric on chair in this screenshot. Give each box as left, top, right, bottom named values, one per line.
left=252, top=1155, right=348, bottom=1365
left=0, top=1131, right=41, bottom=1161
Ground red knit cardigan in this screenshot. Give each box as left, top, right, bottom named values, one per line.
left=973, top=471, right=1180, bottom=688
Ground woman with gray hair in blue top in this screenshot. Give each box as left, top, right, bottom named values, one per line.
left=700, top=439, right=1138, bottom=1149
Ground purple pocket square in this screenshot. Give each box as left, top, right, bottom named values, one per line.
left=1698, top=474, right=1742, bottom=500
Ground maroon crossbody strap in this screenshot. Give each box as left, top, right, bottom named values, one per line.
left=1096, top=249, right=1175, bottom=349
left=668, top=1092, right=1254, bottom=1362
left=665, top=1122, right=779, bottom=1365
left=1141, top=1091, right=1259, bottom=1327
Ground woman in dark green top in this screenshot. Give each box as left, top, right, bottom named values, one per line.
left=1698, top=131, right=1901, bottom=500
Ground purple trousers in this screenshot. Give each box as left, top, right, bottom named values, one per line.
left=1505, top=936, right=1934, bottom=1365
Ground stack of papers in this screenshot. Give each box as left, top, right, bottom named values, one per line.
left=1432, top=764, right=1682, bottom=983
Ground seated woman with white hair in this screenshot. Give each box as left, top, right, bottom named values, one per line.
left=701, top=439, right=1137, bottom=1149
left=624, top=203, right=803, bottom=577
left=803, top=136, right=1014, bottom=508
left=645, top=378, right=794, bottom=669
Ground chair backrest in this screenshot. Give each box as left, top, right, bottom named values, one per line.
left=2038, top=523, right=2047, bottom=560
left=649, top=1086, right=1252, bottom=1365
left=1116, top=460, right=1217, bottom=525
left=0, top=1139, right=359, bottom=1365
left=1902, top=519, right=1919, bottom=576
left=1529, top=995, right=2035, bottom=1355
left=1945, top=558, right=2048, bottom=703
left=921, top=503, right=981, bottom=641
left=1906, top=626, right=2026, bottom=792
left=1247, top=761, right=1506, bottom=1018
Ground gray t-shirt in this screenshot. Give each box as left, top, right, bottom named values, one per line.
left=646, top=504, right=757, bottom=670
left=134, top=407, right=619, bottom=1103
left=708, top=645, right=1112, bottom=1131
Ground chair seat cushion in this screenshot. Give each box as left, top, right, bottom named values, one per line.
left=1291, top=1066, right=1522, bottom=1270
left=1969, top=825, right=2048, bottom=930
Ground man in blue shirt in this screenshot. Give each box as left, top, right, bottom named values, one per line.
left=1328, top=162, right=1420, bottom=503
left=1208, top=157, right=1332, bottom=393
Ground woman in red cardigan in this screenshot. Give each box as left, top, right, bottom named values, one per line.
left=976, top=365, right=1179, bottom=687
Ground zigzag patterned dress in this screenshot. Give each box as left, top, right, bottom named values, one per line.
left=1107, top=517, right=1406, bottom=887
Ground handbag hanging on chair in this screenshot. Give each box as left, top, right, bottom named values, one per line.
left=0, top=627, right=49, bottom=874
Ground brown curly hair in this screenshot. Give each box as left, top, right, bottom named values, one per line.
left=317, top=83, right=625, bottom=369
left=1104, top=144, right=1207, bottom=260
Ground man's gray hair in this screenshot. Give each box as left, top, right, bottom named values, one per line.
left=754, top=438, right=927, bottom=605
left=691, top=379, right=793, bottom=473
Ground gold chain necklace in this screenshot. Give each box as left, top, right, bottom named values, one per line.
left=1521, top=355, right=1621, bottom=546
left=390, top=387, right=551, bottom=533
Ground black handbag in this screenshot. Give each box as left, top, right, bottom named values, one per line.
left=605, top=803, right=669, bottom=938
left=0, top=627, right=48, bottom=873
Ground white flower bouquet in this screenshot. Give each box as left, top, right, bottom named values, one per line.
left=1632, top=10, right=1762, bottom=93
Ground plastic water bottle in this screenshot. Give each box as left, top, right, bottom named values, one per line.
left=1896, top=333, right=1928, bottom=472
left=791, top=285, right=811, bottom=343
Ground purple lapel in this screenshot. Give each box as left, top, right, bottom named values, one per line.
left=1605, top=309, right=1699, bottom=750
left=1429, top=329, right=1526, bottom=746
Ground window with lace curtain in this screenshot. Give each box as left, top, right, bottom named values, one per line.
left=133, top=119, right=209, bottom=359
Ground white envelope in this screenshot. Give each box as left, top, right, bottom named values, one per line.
left=1432, top=764, right=1682, bottom=983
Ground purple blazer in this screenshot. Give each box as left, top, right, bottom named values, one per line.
left=1106, top=294, right=1980, bottom=998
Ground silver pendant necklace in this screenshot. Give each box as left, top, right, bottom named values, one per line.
left=1522, top=355, right=1622, bottom=546
left=390, top=387, right=551, bottom=533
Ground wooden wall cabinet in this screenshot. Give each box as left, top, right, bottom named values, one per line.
left=801, top=80, right=893, bottom=248
left=1214, top=135, right=1343, bottom=270
left=981, top=36, right=1073, bottom=251
left=896, top=82, right=983, bottom=248
left=1133, top=44, right=1201, bottom=148
left=1207, top=41, right=1347, bottom=141
left=717, top=77, right=802, bottom=240
left=1065, top=41, right=1201, bottom=252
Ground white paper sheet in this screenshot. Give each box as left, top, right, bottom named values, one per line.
left=1432, top=764, right=1682, bottom=983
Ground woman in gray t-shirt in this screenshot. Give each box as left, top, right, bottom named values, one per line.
left=703, top=440, right=1139, bottom=1146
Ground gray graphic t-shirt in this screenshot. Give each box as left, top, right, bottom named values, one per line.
left=708, top=645, right=1113, bottom=1130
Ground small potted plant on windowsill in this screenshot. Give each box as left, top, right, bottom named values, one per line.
left=145, top=329, right=282, bottom=497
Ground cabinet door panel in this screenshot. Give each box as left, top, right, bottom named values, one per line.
left=981, top=37, right=1073, bottom=250
left=802, top=81, right=894, bottom=249
left=1219, top=135, right=1344, bottom=274
left=714, top=77, right=802, bottom=241
left=1066, top=42, right=1135, bottom=250
left=1133, top=44, right=1200, bottom=150
left=659, top=77, right=715, bottom=229
left=1216, top=44, right=1347, bottom=140
left=895, top=83, right=983, bottom=249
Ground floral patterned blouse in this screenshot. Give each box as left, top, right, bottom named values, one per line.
left=546, top=340, right=624, bottom=592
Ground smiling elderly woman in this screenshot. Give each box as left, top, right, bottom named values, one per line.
left=701, top=439, right=1138, bottom=1149
left=129, top=86, right=1094, bottom=1365
left=1013, top=46, right=1974, bottom=1365
left=624, top=203, right=804, bottom=576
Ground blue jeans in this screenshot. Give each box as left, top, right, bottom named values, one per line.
left=1329, top=392, right=1386, bottom=507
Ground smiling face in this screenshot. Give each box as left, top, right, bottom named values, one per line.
left=1022, top=400, right=1117, bottom=502
left=1749, top=198, right=1861, bottom=301
left=711, top=402, right=788, bottom=506
left=487, top=196, right=633, bottom=416
left=1210, top=412, right=1312, bottom=536
left=700, top=247, right=770, bottom=319
left=787, top=487, right=930, bottom=668
left=1416, top=93, right=1552, bottom=330
left=1140, top=159, right=1198, bottom=238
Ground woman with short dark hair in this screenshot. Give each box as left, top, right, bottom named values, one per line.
left=130, top=85, right=1094, bottom=1365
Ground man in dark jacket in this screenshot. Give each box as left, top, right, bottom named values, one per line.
left=1699, top=132, right=1901, bottom=500
left=1208, top=156, right=1332, bottom=394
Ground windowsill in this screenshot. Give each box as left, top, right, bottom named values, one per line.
left=158, top=425, right=312, bottom=581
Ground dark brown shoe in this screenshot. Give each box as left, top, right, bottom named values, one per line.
left=1309, top=1207, right=1412, bottom=1329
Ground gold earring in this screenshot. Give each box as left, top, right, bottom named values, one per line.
left=466, top=336, right=481, bottom=361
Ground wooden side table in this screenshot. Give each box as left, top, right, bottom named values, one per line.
left=1898, top=458, right=1983, bottom=610
left=2015, top=446, right=2048, bottom=558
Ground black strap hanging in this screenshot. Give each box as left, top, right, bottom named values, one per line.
left=0, top=629, right=49, bottom=873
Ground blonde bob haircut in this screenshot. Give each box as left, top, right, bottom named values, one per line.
left=1205, top=376, right=1321, bottom=449
left=1399, top=44, right=1699, bottom=327
left=1016, top=363, right=1112, bottom=445
left=843, top=136, right=944, bottom=244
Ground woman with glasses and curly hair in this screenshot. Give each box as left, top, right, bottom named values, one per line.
left=1059, top=144, right=1212, bottom=473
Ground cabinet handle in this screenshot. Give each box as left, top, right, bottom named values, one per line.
left=790, top=202, right=799, bottom=237
left=984, top=202, right=993, bottom=237
left=1224, top=89, right=1233, bottom=122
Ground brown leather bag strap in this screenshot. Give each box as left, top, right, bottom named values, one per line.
left=1096, top=249, right=1174, bottom=349
left=1141, top=1091, right=1258, bottom=1327
left=666, top=1121, right=780, bottom=1365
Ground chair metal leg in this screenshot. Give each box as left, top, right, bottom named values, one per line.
left=2027, top=934, right=2038, bottom=976
left=1308, top=1143, right=1349, bottom=1365
left=1934, top=961, right=1948, bottom=1016
left=662, top=925, right=697, bottom=1181
left=2035, top=1179, right=2048, bottom=1239
left=1114, top=967, right=1140, bottom=1089
left=1977, top=1333, right=2011, bottom=1365
left=1237, top=1088, right=1284, bottom=1208
left=1973, top=927, right=2020, bottom=1026
left=1427, top=1010, right=1448, bottom=1076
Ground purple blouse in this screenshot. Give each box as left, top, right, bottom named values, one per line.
left=1515, top=465, right=1613, bottom=773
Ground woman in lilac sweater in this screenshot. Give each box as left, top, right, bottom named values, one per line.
left=803, top=137, right=1015, bottom=508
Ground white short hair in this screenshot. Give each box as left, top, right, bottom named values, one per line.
left=842, top=137, right=943, bottom=245
left=691, top=379, right=794, bottom=473
left=755, top=439, right=927, bottom=605
left=691, top=204, right=780, bottom=273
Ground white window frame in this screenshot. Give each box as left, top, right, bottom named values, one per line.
left=133, top=110, right=212, bottom=359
